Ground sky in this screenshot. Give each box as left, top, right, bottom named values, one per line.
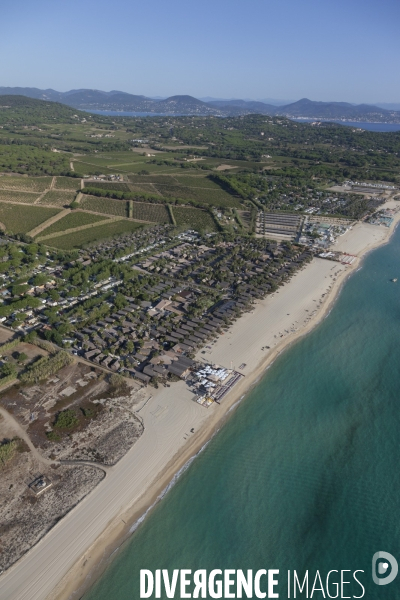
left=1, top=0, right=399, bottom=104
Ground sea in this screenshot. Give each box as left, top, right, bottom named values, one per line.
left=84, top=226, right=400, bottom=600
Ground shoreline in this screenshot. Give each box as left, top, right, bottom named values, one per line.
left=56, top=210, right=400, bottom=600
left=0, top=204, right=398, bottom=600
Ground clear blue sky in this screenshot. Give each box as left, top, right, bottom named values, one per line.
left=1, top=0, right=399, bottom=103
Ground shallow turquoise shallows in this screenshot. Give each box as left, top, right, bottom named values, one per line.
left=85, top=226, right=400, bottom=600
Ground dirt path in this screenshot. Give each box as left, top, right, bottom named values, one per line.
left=33, top=189, right=51, bottom=204
left=0, top=188, right=42, bottom=194
left=27, top=208, right=71, bottom=238
left=70, top=161, right=75, bottom=172
left=77, top=208, right=155, bottom=224
left=75, top=191, right=83, bottom=204
left=0, top=407, right=55, bottom=467
left=50, top=176, right=56, bottom=190
left=36, top=217, right=122, bottom=241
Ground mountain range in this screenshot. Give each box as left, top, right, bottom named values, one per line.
left=0, top=87, right=399, bottom=122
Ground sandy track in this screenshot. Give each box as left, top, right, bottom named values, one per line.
left=27, top=209, right=70, bottom=238
left=0, top=384, right=208, bottom=599
left=0, top=408, right=54, bottom=467
left=36, top=218, right=122, bottom=241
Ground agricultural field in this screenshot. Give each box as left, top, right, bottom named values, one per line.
left=72, top=152, right=186, bottom=176
left=46, top=220, right=144, bottom=249
left=0, top=176, right=52, bottom=192
left=128, top=175, right=181, bottom=185
left=173, top=175, right=226, bottom=188
left=80, top=195, right=128, bottom=217
left=126, top=183, right=161, bottom=195
left=132, top=202, right=171, bottom=223
left=171, top=206, right=217, bottom=231
left=37, top=190, right=77, bottom=207
left=53, top=177, right=81, bottom=190
left=127, top=174, right=241, bottom=207
left=154, top=184, right=240, bottom=207
left=37, top=211, right=108, bottom=237
left=0, top=190, right=40, bottom=204
left=0, top=203, right=60, bottom=234
left=82, top=181, right=131, bottom=193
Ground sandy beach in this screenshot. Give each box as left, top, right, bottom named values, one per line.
left=0, top=201, right=399, bottom=600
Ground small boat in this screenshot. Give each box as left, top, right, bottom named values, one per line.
left=391, top=278, right=397, bottom=282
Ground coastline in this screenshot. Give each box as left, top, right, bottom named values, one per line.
left=0, top=203, right=398, bottom=600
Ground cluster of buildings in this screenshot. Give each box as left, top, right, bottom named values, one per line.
left=255, top=212, right=302, bottom=241
left=346, top=180, right=398, bottom=192
left=0, top=223, right=313, bottom=402
left=368, top=207, right=398, bottom=227
left=191, top=364, right=244, bottom=407
left=300, top=217, right=352, bottom=249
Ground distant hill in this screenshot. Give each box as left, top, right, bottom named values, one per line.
left=275, top=98, right=399, bottom=121
left=207, top=99, right=277, bottom=114
left=0, top=87, right=399, bottom=122
left=0, top=95, right=86, bottom=124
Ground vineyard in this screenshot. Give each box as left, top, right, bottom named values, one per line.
left=80, top=195, right=128, bottom=217
left=46, top=220, right=144, bottom=249
left=83, top=181, right=131, bottom=193
left=125, top=174, right=241, bottom=208
left=0, top=203, right=60, bottom=234
left=0, top=190, right=40, bottom=204
left=171, top=207, right=217, bottom=231
left=54, top=177, right=81, bottom=190
left=128, top=175, right=180, bottom=185
left=132, top=202, right=171, bottom=223
left=38, top=211, right=107, bottom=237
left=153, top=184, right=241, bottom=208
left=0, top=176, right=52, bottom=192
left=173, top=175, right=224, bottom=188
left=38, top=190, right=77, bottom=207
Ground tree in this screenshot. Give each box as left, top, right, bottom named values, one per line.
left=0, top=363, right=17, bottom=378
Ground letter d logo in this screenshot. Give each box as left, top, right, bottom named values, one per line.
left=372, top=551, right=398, bottom=585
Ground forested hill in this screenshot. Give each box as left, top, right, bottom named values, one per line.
left=1, top=88, right=400, bottom=122
left=0, top=96, right=87, bottom=125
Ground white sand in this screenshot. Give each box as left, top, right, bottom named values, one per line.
left=200, top=258, right=346, bottom=374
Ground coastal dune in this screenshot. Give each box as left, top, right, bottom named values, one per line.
left=0, top=207, right=399, bottom=600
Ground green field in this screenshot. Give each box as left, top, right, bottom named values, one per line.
left=0, top=176, right=52, bottom=192
left=80, top=195, right=128, bottom=217
left=37, top=211, right=107, bottom=237
left=0, top=190, right=40, bottom=204
left=127, top=174, right=241, bottom=207
left=82, top=181, right=131, bottom=192
left=173, top=175, right=226, bottom=188
left=132, top=202, right=171, bottom=223
left=54, top=177, right=81, bottom=190
left=171, top=206, right=217, bottom=231
left=46, top=220, right=144, bottom=249
left=38, top=190, right=77, bottom=207
left=0, top=203, right=60, bottom=234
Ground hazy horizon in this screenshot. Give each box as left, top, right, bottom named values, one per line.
left=1, top=0, right=399, bottom=104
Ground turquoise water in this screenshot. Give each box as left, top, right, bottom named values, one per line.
left=85, top=228, right=400, bottom=599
